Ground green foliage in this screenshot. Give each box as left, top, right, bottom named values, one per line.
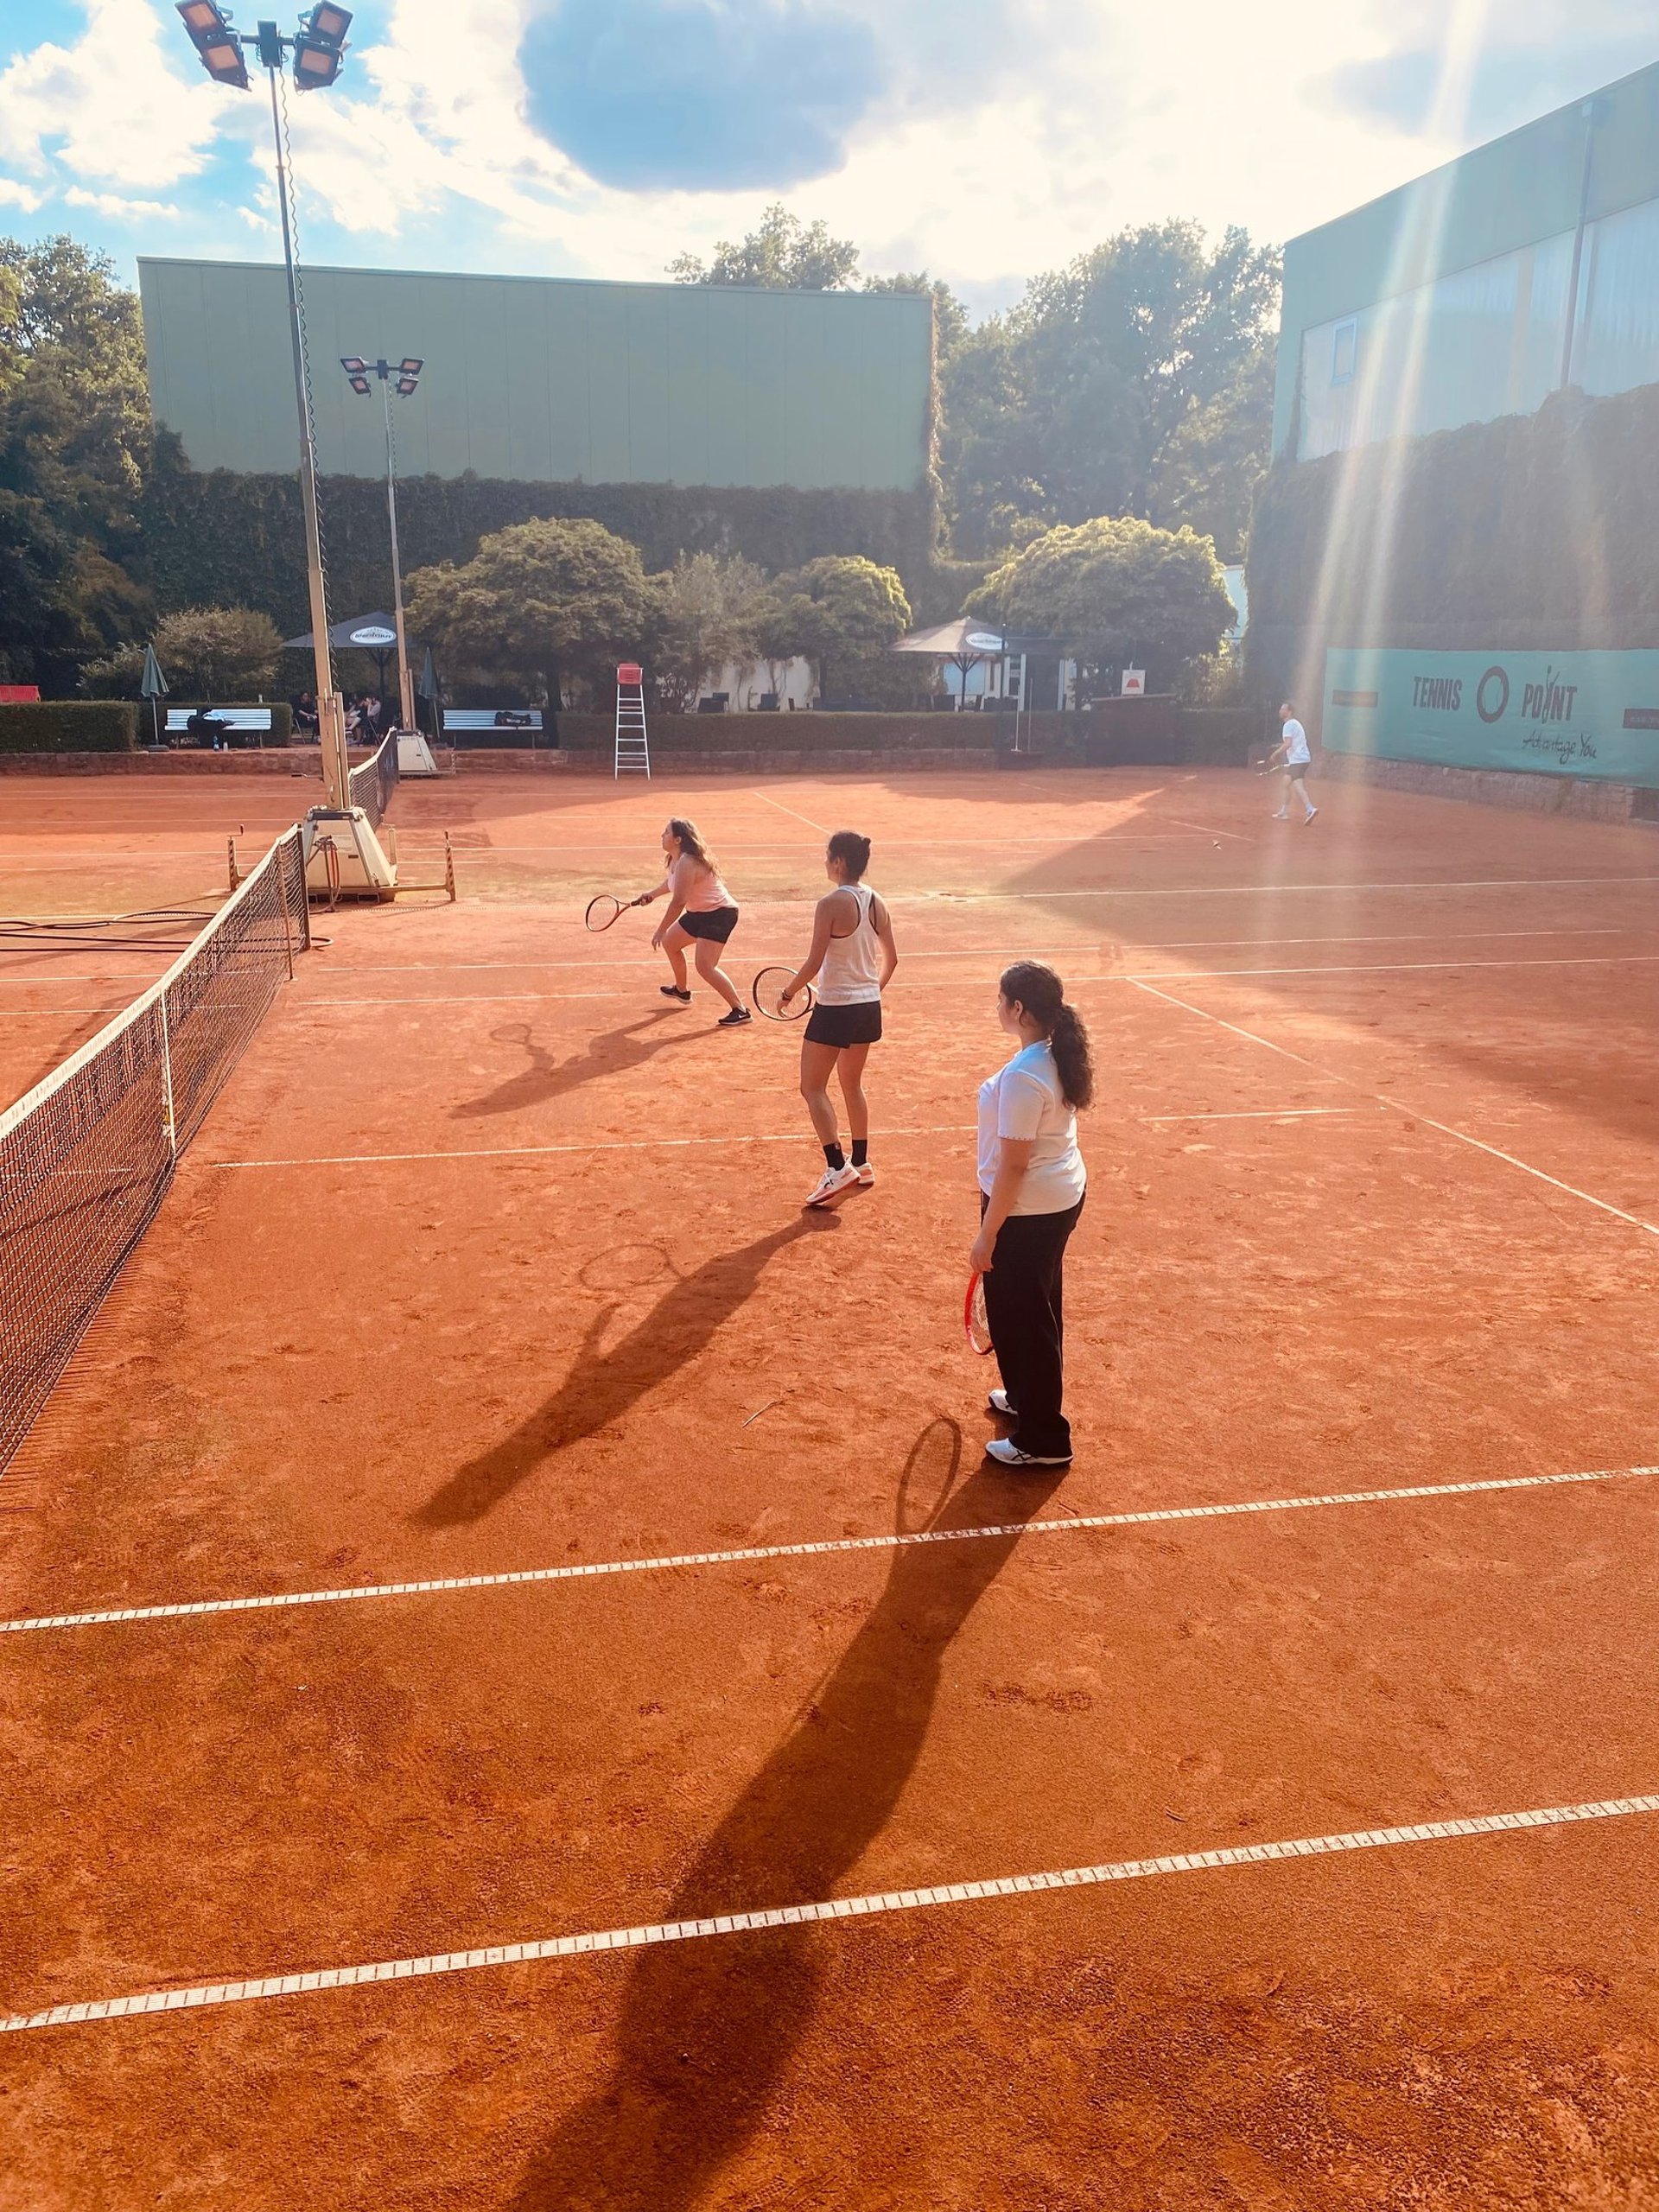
left=668, top=205, right=861, bottom=290
left=941, top=222, right=1280, bottom=561
left=0, top=235, right=153, bottom=692
left=140, top=446, right=936, bottom=639
left=861, top=271, right=970, bottom=360
left=758, top=556, right=911, bottom=696
left=407, top=516, right=659, bottom=699
left=83, top=605, right=281, bottom=699
left=649, top=551, right=769, bottom=709
left=555, top=710, right=995, bottom=753
left=0, top=700, right=137, bottom=752
left=1244, top=383, right=1659, bottom=706
left=971, top=515, right=1236, bottom=688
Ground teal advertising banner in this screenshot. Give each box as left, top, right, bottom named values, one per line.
left=1322, top=648, right=1659, bottom=784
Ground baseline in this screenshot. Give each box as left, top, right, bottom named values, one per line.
left=7, top=1793, right=1657, bottom=2035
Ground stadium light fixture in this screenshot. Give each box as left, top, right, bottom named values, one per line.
left=340, top=355, right=424, bottom=731
left=292, top=3, right=351, bottom=88
left=175, top=0, right=249, bottom=86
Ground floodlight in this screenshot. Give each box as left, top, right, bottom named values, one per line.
left=396, top=378, right=418, bottom=396
left=308, top=1, right=352, bottom=39
left=349, top=375, right=372, bottom=394
left=176, top=0, right=249, bottom=86
left=293, top=0, right=349, bottom=86
left=340, top=356, right=366, bottom=375
left=398, top=359, right=423, bottom=377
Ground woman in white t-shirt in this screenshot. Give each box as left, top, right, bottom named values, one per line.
left=636, top=818, right=751, bottom=1027
left=971, top=960, right=1090, bottom=1468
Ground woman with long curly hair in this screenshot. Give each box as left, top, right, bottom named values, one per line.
left=635, top=817, right=750, bottom=1027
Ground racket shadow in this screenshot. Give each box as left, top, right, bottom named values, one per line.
left=451, top=1011, right=702, bottom=1121
left=411, top=1212, right=836, bottom=1529
left=507, top=1421, right=1065, bottom=2211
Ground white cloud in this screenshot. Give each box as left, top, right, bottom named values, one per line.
left=0, top=175, right=46, bottom=212
left=0, top=0, right=223, bottom=194
left=64, top=184, right=181, bottom=219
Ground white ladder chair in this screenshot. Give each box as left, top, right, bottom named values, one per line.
left=614, top=663, right=651, bottom=779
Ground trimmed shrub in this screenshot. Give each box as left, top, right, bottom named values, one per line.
left=1174, top=706, right=1267, bottom=763
left=0, top=702, right=139, bottom=753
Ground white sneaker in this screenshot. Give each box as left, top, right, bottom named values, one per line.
left=987, top=1388, right=1014, bottom=1416
left=1303, top=806, right=1319, bottom=824
left=854, top=1161, right=874, bottom=1187
left=1272, top=810, right=1289, bottom=820
left=985, top=1437, right=1071, bottom=1469
left=804, top=1163, right=860, bottom=1209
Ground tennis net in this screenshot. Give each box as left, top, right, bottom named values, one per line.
left=348, top=729, right=398, bottom=830
left=0, top=827, right=308, bottom=1471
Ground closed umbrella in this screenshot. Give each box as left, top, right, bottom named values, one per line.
left=416, top=645, right=442, bottom=741
left=140, top=644, right=168, bottom=749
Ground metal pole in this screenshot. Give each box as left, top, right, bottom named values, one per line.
left=268, top=61, right=347, bottom=808
left=381, top=374, right=416, bottom=732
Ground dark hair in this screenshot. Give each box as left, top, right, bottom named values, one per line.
left=826, top=830, right=872, bottom=880
left=665, top=817, right=720, bottom=878
left=999, top=960, right=1094, bottom=1110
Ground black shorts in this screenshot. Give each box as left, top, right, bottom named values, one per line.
left=805, top=1000, right=882, bottom=1047
left=678, top=906, right=739, bottom=944
left=1285, top=762, right=1309, bottom=784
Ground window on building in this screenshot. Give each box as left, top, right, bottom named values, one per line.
left=1331, top=319, right=1358, bottom=385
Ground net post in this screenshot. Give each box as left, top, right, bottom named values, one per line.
left=275, top=833, right=296, bottom=982
left=227, top=837, right=241, bottom=892
left=444, top=830, right=455, bottom=903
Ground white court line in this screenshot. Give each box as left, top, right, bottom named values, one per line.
left=1164, top=816, right=1250, bottom=842
left=1141, top=1106, right=1384, bottom=1123
left=883, top=875, right=1659, bottom=904
left=277, top=930, right=1630, bottom=980
left=749, top=789, right=832, bottom=834
left=7, top=1789, right=1656, bottom=2034
left=6, top=1462, right=1650, bottom=1636
left=1131, top=979, right=1659, bottom=1239
left=0, top=1006, right=127, bottom=1017
left=209, top=1123, right=979, bottom=1169
left=289, top=950, right=1659, bottom=1010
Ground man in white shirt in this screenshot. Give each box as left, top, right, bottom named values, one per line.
left=1268, top=702, right=1318, bottom=823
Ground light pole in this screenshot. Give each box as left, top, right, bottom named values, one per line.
left=340, top=355, right=423, bottom=732
left=175, top=1, right=354, bottom=811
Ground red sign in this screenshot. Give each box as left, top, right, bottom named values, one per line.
left=0, top=684, right=41, bottom=702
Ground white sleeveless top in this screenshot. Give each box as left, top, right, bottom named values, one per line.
left=817, top=883, right=882, bottom=1004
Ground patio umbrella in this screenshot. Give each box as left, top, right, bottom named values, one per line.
left=889, top=616, right=1008, bottom=706
left=140, top=643, right=168, bottom=749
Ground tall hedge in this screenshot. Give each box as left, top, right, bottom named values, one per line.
left=1245, top=382, right=1659, bottom=712
left=0, top=702, right=138, bottom=753
left=139, top=440, right=936, bottom=639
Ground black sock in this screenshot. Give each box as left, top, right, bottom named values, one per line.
left=850, top=1138, right=868, bottom=1167
left=823, top=1143, right=846, bottom=1171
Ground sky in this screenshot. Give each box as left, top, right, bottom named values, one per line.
left=1, top=0, right=1654, bottom=315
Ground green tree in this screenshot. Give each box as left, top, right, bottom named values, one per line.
left=969, top=516, right=1235, bottom=692
left=942, top=222, right=1280, bottom=559
left=0, top=235, right=154, bottom=691
left=861, top=270, right=970, bottom=360
left=648, top=551, right=767, bottom=710
left=759, top=555, right=910, bottom=700
left=668, top=205, right=861, bottom=290
left=85, top=605, right=282, bottom=698
left=405, top=517, right=658, bottom=702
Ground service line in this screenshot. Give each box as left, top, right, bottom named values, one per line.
left=6, top=1791, right=1657, bottom=2034
left=4, top=1462, right=1651, bottom=1636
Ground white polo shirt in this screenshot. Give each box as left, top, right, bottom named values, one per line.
left=1282, top=718, right=1311, bottom=766
left=977, top=1041, right=1086, bottom=1215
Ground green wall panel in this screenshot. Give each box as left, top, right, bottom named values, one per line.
left=138, top=258, right=932, bottom=492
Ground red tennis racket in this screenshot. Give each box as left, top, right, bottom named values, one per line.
left=963, top=1272, right=992, bottom=1355
left=585, top=893, right=641, bottom=931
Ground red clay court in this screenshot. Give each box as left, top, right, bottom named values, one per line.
left=3, top=762, right=1659, bottom=2208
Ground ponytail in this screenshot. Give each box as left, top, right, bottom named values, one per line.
left=999, top=959, right=1094, bottom=1111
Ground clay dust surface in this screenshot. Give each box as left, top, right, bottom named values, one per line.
left=3, top=766, right=1659, bottom=2209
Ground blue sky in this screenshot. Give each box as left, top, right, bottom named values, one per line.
left=2, top=0, right=1653, bottom=313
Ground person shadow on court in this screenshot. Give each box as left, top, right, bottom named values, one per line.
left=507, top=1421, right=1065, bottom=2211
left=451, top=1012, right=705, bottom=1121
left=412, top=1213, right=836, bottom=1529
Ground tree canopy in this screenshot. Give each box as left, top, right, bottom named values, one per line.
left=970, top=516, right=1236, bottom=689
left=649, top=551, right=768, bottom=709
left=668, top=206, right=861, bottom=291
left=83, top=606, right=282, bottom=699
left=405, top=517, right=658, bottom=699
left=757, top=556, right=911, bottom=698
left=0, top=235, right=153, bottom=690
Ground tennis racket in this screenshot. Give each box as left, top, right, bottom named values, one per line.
left=963, top=1272, right=993, bottom=1356
left=751, top=966, right=817, bottom=1022
left=585, top=893, right=639, bottom=931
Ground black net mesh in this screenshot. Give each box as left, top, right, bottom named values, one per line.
left=348, top=730, right=399, bottom=829
left=0, top=830, right=308, bottom=1471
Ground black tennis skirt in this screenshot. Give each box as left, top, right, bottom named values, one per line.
left=678, top=905, right=739, bottom=944
left=805, top=999, right=883, bottom=1047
